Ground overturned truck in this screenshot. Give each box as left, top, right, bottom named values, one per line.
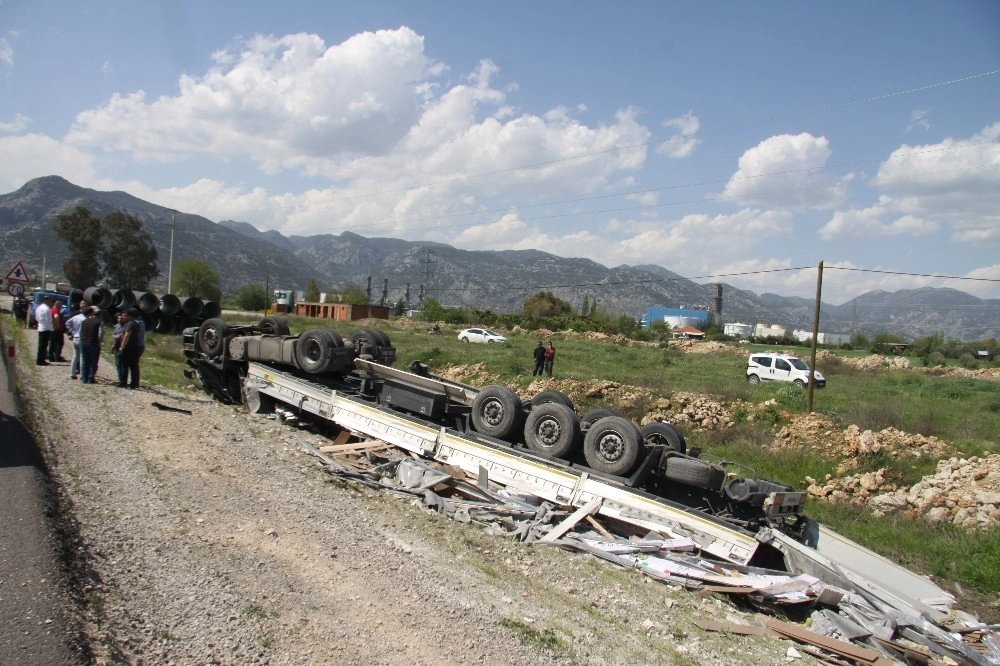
left=183, top=319, right=985, bottom=665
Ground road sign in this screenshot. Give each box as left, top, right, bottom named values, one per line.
left=7, top=282, right=25, bottom=297
left=5, top=262, right=29, bottom=283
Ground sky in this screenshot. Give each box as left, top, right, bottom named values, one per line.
left=1, top=1, right=999, bottom=305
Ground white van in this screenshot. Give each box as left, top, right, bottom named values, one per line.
left=746, top=353, right=825, bottom=388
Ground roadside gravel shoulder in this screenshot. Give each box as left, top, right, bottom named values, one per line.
left=16, top=332, right=817, bottom=665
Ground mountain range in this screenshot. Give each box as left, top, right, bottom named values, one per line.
left=1, top=175, right=998, bottom=342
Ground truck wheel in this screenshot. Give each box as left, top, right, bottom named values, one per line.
left=639, top=422, right=686, bottom=454
left=350, top=329, right=382, bottom=355
left=471, top=385, right=523, bottom=440
left=322, top=329, right=345, bottom=347
left=747, top=374, right=760, bottom=385
left=296, top=329, right=334, bottom=374
left=373, top=330, right=391, bottom=347
left=583, top=416, right=642, bottom=476
left=580, top=408, right=621, bottom=428
left=524, top=403, right=580, bottom=459
left=258, top=316, right=290, bottom=336
left=530, top=390, right=575, bottom=413
left=198, top=318, right=229, bottom=359
left=662, top=456, right=725, bottom=490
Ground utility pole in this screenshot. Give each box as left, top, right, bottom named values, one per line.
left=264, top=267, right=270, bottom=315
left=167, top=209, right=178, bottom=294
left=808, top=261, right=823, bottom=414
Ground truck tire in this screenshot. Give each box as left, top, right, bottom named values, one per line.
left=583, top=416, right=642, bottom=476
left=747, top=374, right=761, bottom=385
left=322, top=329, right=345, bottom=348
left=471, top=385, right=523, bottom=440
left=350, top=329, right=382, bottom=355
left=580, top=408, right=621, bottom=428
left=639, top=422, right=686, bottom=454
left=530, top=390, right=575, bottom=413
left=662, top=456, right=726, bottom=490
left=258, top=316, right=290, bottom=336
left=296, top=329, right=335, bottom=374
left=198, top=318, right=229, bottom=359
left=524, top=403, right=580, bottom=459
left=373, top=330, right=391, bottom=347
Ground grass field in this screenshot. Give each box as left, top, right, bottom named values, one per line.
left=25, top=312, right=997, bottom=613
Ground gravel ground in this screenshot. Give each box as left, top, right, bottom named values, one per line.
left=15, top=330, right=820, bottom=665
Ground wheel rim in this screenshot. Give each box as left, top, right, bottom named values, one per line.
left=302, top=339, right=322, bottom=363
left=596, top=432, right=625, bottom=462
left=535, top=417, right=562, bottom=447
left=203, top=327, right=220, bottom=349
left=482, top=398, right=506, bottom=427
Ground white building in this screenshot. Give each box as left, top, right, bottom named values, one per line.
left=724, top=322, right=753, bottom=338
left=793, top=330, right=852, bottom=345
left=754, top=323, right=787, bottom=338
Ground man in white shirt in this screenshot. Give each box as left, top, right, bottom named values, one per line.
left=35, top=297, right=54, bottom=366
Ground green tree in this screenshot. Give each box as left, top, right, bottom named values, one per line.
left=523, top=291, right=571, bottom=318
left=173, top=258, right=221, bottom=301
left=234, top=284, right=267, bottom=311
left=55, top=205, right=104, bottom=287
left=306, top=279, right=320, bottom=302
left=392, top=297, right=405, bottom=316
left=340, top=285, right=369, bottom=305
left=101, top=211, right=159, bottom=290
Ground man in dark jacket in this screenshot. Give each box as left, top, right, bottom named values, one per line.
left=532, top=341, right=546, bottom=376
left=116, top=309, right=142, bottom=389
left=79, top=307, right=104, bottom=384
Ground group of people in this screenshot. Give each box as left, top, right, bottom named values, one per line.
left=33, top=296, right=145, bottom=388
left=532, top=341, right=556, bottom=377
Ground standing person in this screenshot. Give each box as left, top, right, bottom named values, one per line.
left=132, top=309, right=146, bottom=367
left=79, top=307, right=104, bottom=384
left=111, top=311, right=126, bottom=377
left=13, top=294, right=28, bottom=326
left=532, top=341, right=546, bottom=376
left=543, top=341, right=556, bottom=377
left=116, top=310, right=142, bottom=389
left=48, top=301, right=68, bottom=362
left=35, top=296, right=54, bottom=366
left=65, top=302, right=87, bottom=380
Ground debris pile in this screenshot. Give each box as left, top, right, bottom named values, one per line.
left=867, top=455, right=1000, bottom=529
left=669, top=340, right=737, bottom=354
left=645, top=392, right=735, bottom=430
left=805, top=470, right=898, bottom=505
left=772, top=417, right=952, bottom=462
left=291, top=432, right=1000, bottom=666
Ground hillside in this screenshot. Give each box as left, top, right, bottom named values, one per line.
left=2, top=176, right=998, bottom=341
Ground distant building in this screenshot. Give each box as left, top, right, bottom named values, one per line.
left=294, top=301, right=390, bottom=321
left=673, top=325, right=705, bottom=340
left=792, top=330, right=852, bottom=346
left=642, top=307, right=710, bottom=330
left=754, top=323, right=787, bottom=338
left=724, top=322, right=753, bottom=338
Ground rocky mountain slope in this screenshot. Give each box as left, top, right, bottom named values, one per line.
left=2, top=176, right=998, bottom=340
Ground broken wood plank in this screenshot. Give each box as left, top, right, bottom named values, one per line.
left=692, top=619, right=777, bottom=637
left=762, top=617, right=888, bottom=664
left=539, top=499, right=603, bottom=543
left=585, top=515, right=615, bottom=540
left=318, top=440, right=392, bottom=454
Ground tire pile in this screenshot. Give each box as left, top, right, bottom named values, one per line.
left=74, top=286, right=221, bottom=335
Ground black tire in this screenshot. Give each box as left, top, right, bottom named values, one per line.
left=639, top=422, right=687, bottom=454
left=350, top=329, right=382, bottom=355
left=461, top=336, right=470, bottom=343
left=322, top=329, right=345, bottom=347
left=662, top=456, right=725, bottom=490
left=580, top=408, right=621, bottom=428
left=530, top=390, right=575, bottom=413
left=793, top=378, right=806, bottom=388
left=583, top=416, right=643, bottom=476
left=373, top=330, right=391, bottom=347
left=258, top=316, right=290, bottom=336
left=747, top=374, right=761, bottom=385
left=523, top=403, right=580, bottom=459
left=296, top=329, right=335, bottom=374
left=471, top=385, right=523, bottom=440
left=198, top=318, right=229, bottom=358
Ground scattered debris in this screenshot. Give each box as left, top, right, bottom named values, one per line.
left=151, top=401, right=193, bottom=415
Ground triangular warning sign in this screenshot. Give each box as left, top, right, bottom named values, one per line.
left=5, top=261, right=29, bottom=282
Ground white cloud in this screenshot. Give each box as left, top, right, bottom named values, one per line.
left=872, top=123, right=1000, bottom=242
left=906, top=109, right=931, bottom=133
left=656, top=111, right=700, bottom=158
left=100, top=61, right=114, bottom=78
left=0, top=113, right=30, bottom=133
left=0, top=133, right=97, bottom=191
left=818, top=200, right=939, bottom=240
left=722, top=133, right=851, bottom=210
left=0, top=36, right=12, bottom=67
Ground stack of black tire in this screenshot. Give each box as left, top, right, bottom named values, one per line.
left=74, top=286, right=222, bottom=335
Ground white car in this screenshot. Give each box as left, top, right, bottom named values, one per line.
left=458, top=328, right=507, bottom=344
left=746, top=353, right=825, bottom=388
